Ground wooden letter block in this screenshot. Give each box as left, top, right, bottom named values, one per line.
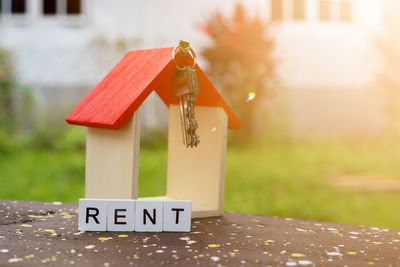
left=135, top=200, right=163, bottom=232
left=78, top=199, right=107, bottom=231
left=107, top=199, right=135, bottom=231
left=163, top=200, right=191, bottom=232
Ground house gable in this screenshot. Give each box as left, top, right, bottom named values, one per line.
left=65, top=47, right=241, bottom=130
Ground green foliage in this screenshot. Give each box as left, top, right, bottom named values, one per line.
left=27, top=125, right=86, bottom=152
left=137, top=148, right=167, bottom=198
left=224, top=137, right=400, bottom=228
left=201, top=3, right=276, bottom=142
left=140, top=129, right=168, bottom=149
left=0, top=45, right=35, bottom=153
left=55, top=126, right=86, bottom=151
left=0, top=46, right=17, bottom=152
left=2, top=137, right=400, bottom=228
left=0, top=149, right=85, bottom=203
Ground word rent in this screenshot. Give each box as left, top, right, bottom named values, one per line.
left=78, top=199, right=191, bottom=232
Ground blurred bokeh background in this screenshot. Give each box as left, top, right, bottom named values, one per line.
left=1, top=0, right=400, bottom=228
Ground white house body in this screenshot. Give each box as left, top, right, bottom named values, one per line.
left=0, top=0, right=385, bottom=136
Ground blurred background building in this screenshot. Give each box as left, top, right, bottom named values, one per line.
left=0, top=0, right=384, bottom=136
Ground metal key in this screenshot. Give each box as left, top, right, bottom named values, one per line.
left=172, top=40, right=200, bottom=148
left=173, top=67, right=200, bottom=148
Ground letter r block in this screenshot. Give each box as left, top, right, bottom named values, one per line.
left=163, top=200, right=191, bottom=232
left=135, top=200, right=163, bottom=232
left=78, top=199, right=107, bottom=231
left=107, top=199, right=135, bottom=231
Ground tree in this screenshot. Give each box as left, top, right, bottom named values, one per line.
left=0, top=46, right=17, bottom=146
left=0, top=45, right=33, bottom=152
left=200, top=3, right=276, bottom=142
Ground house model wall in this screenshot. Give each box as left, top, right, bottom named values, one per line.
left=66, top=47, right=241, bottom=218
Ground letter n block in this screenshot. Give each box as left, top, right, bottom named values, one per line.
left=135, top=200, right=163, bottom=232
left=163, top=200, right=191, bottom=232
left=107, top=199, right=135, bottom=231
left=78, top=199, right=107, bottom=231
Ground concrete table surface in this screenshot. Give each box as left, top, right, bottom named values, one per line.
left=0, top=200, right=399, bottom=266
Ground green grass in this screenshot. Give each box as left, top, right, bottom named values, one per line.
left=225, top=139, right=400, bottom=229
left=2, top=137, right=400, bottom=229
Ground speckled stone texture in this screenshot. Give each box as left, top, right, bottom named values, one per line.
left=0, top=200, right=399, bottom=266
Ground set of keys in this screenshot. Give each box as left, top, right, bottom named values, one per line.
left=172, top=41, right=200, bottom=148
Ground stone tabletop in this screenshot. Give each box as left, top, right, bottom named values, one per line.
left=0, top=200, right=399, bottom=266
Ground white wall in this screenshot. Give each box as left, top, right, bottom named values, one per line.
left=0, top=0, right=385, bottom=135
left=272, top=0, right=382, bottom=89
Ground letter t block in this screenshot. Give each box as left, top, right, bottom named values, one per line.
left=163, top=200, right=191, bottom=232
left=78, top=199, right=107, bottom=231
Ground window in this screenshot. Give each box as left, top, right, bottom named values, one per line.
left=319, top=0, right=352, bottom=22
left=0, top=0, right=27, bottom=15
left=271, top=0, right=283, bottom=21
left=0, top=0, right=85, bottom=23
left=319, top=0, right=331, bottom=21
left=293, top=0, right=305, bottom=20
left=42, top=0, right=83, bottom=16
left=43, top=0, right=56, bottom=15
left=11, top=0, right=25, bottom=14
left=67, top=0, right=80, bottom=15
left=270, top=0, right=306, bottom=22
left=339, top=0, right=352, bottom=22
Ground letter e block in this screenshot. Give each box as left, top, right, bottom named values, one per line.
left=107, top=199, right=135, bottom=231
left=163, top=200, right=191, bottom=232
left=135, top=200, right=163, bottom=232
left=78, top=199, right=107, bottom=231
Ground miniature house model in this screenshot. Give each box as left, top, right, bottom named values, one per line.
left=66, top=47, right=241, bottom=218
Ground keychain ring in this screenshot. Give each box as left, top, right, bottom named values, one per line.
left=172, top=45, right=197, bottom=70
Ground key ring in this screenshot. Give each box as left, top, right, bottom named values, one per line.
left=172, top=44, right=197, bottom=71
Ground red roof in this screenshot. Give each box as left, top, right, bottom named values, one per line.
left=65, top=47, right=241, bottom=130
